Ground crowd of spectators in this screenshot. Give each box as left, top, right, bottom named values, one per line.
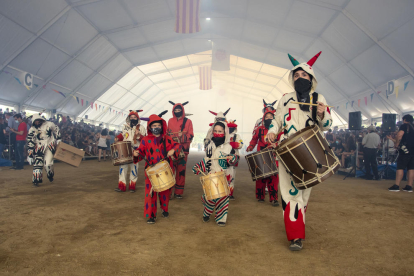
left=0, top=110, right=119, bottom=167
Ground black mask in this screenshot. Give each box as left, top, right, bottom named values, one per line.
left=229, top=127, right=236, bottom=133
left=212, top=136, right=225, bottom=147
left=294, top=78, right=312, bottom=97
left=130, top=119, right=138, bottom=126
left=174, top=111, right=183, bottom=118
left=151, top=127, right=162, bottom=135
left=264, top=119, right=273, bottom=129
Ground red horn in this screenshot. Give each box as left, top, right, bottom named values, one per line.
left=307, top=51, right=322, bottom=67
left=209, top=110, right=217, bottom=116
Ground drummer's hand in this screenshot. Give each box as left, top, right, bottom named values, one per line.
left=178, top=131, right=183, bottom=137
left=114, top=138, right=118, bottom=142
left=270, top=143, right=277, bottom=148
left=167, top=149, right=175, bottom=157
left=246, top=146, right=253, bottom=152
left=316, top=101, right=325, bottom=119
left=267, top=133, right=276, bottom=143
left=133, top=150, right=139, bottom=157
left=135, top=128, right=140, bottom=135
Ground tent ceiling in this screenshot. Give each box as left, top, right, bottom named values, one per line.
left=0, top=0, right=413, bottom=126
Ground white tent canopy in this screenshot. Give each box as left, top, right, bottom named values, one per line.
left=1, top=0, right=413, bottom=133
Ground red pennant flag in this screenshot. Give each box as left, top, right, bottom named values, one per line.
left=199, top=65, right=212, bottom=90
left=90, top=102, right=93, bottom=108
left=364, top=96, right=367, bottom=106
left=358, top=99, right=360, bottom=107
left=175, top=0, right=201, bottom=34
left=95, top=103, right=97, bottom=110
left=81, top=99, right=84, bottom=106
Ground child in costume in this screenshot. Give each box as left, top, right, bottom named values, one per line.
left=203, top=108, right=230, bottom=149
left=115, top=110, right=146, bottom=193
left=167, top=101, right=194, bottom=199
left=227, top=119, right=243, bottom=200
left=266, top=52, right=333, bottom=251
left=192, top=121, right=239, bottom=227
left=26, top=113, right=61, bottom=187
left=253, top=100, right=277, bottom=133
left=133, top=111, right=182, bottom=224
left=247, top=108, right=280, bottom=206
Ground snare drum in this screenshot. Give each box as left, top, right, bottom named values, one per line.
left=245, top=148, right=278, bottom=181
left=110, top=141, right=133, bottom=166
left=145, top=160, right=176, bottom=192
left=200, top=171, right=230, bottom=200
left=275, top=125, right=340, bottom=190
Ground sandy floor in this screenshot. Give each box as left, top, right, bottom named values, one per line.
left=0, top=152, right=413, bottom=276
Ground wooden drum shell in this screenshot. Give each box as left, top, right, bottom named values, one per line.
left=111, top=141, right=134, bottom=166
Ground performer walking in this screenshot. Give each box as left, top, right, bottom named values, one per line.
left=266, top=52, right=333, bottom=251
left=204, top=108, right=230, bottom=149
left=26, top=113, right=61, bottom=187
left=167, top=101, right=194, bottom=199
left=227, top=119, right=243, bottom=200
left=134, top=111, right=182, bottom=224
left=193, top=121, right=239, bottom=227
left=114, top=110, right=146, bottom=193
left=247, top=109, right=279, bottom=206
left=253, top=100, right=277, bottom=133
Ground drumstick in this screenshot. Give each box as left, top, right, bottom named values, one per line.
left=169, top=131, right=188, bottom=134
left=196, top=168, right=206, bottom=176
left=291, top=101, right=334, bottom=108
left=207, top=157, right=229, bottom=161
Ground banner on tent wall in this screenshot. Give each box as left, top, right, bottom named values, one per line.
left=199, top=65, right=212, bottom=90
left=20, top=72, right=33, bottom=89
left=211, top=40, right=231, bottom=71
left=175, top=0, right=201, bottom=34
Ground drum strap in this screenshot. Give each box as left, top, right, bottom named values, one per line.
left=181, top=117, right=188, bottom=132
left=312, top=92, right=319, bottom=122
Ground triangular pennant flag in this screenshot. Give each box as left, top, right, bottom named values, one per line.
left=364, top=96, right=367, bottom=106
left=377, top=91, right=381, bottom=94
left=371, top=93, right=374, bottom=102
left=346, top=102, right=348, bottom=109
left=99, top=105, right=101, bottom=110
left=95, top=103, right=97, bottom=110
left=337, top=106, right=339, bottom=110
left=52, top=89, right=66, bottom=98
left=386, top=90, right=388, bottom=99
left=86, top=101, right=89, bottom=106
left=33, top=84, right=39, bottom=88
left=110, top=108, right=112, bottom=112
left=395, top=86, right=399, bottom=98
left=404, top=81, right=409, bottom=91
left=90, top=102, right=93, bottom=108
left=76, top=96, right=79, bottom=104
left=14, top=77, right=22, bottom=85
left=358, top=99, right=361, bottom=107
left=351, top=101, right=354, bottom=107
left=81, top=99, right=84, bottom=106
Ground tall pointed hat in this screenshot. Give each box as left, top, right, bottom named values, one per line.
left=287, top=51, right=322, bottom=91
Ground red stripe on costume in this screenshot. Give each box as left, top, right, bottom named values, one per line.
left=283, top=201, right=305, bottom=241
left=326, top=106, right=331, bottom=114
left=118, top=181, right=126, bottom=192
left=287, top=108, right=296, bottom=121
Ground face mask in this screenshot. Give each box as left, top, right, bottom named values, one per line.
left=294, top=78, right=312, bottom=96
left=264, top=119, right=273, bottom=128
left=213, top=133, right=225, bottom=138
left=130, top=119, right=138, bottom=126
left=212, top=136, right=225, bottom=147
left=151, top=127, right=162, bottom=135
left=174, top=111, right=183, bottom=118
left=229, top=127, right=236, bottom=133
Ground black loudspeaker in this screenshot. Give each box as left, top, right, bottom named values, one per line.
left=382, top=113, right=396, bottom=131
left=349, top=111, right=362, bottom=130
left=85, top=115, right=88, bottom=119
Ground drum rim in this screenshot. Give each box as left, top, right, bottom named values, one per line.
left=275, top=125, right=318, bottom=152
left=276, top=127, right=321, bottom=155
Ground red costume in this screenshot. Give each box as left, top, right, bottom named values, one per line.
left=167, top=101, right=194, bottom=196
left=247, top=109, right=281, bottom=203
left=135, top=113, right=182, bottom=219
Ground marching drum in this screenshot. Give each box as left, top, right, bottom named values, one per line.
left=275, top=125, right=340, bottom=190
left=110, top=141, right=133, bottom=166
left=200, top=171, right=230, bottom=200
left=245, top=148, right=278, bottom=181
left=146, top=160, right=176, bottom=192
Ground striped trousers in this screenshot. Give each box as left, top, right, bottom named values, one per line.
left=201, top=195, right=229, bottom=223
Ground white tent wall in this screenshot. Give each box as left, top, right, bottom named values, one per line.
left=0, top=0, right=413, bottom=133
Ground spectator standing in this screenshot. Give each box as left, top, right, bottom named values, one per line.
left=97, top=129, right=108, bottom=162
left=0, top=116, right=12, bottom=166
left=325, top=129, right=335, bottom=145
left=5, top=112, right=19, bottom=160
left=9, top=114, right=27, bottom=170
left=362, top=125, right=381, bottom=180
left=388, top=114, right=414, bottom=192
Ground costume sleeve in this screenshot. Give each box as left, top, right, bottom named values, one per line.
left=230, top=134, right=243, bottom=149
left=192, top=157, right=208, bottom=175
left=116, top=133, right=124, bottom=141
left=26, top=127, right=36, bottom=158
left=53, top=123, right=61, bottom=140
left=249, top=128, right=259, bottom=149
left=267, top=98, right=284, bottom=135
left=316, top=95, right=333, bottom=131
left=165, top=135, right=182, bottom=159
left=186, top=119, right=194, bottom=143
left=134, top=139, right=147, bottom=163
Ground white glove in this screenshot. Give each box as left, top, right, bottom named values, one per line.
left=27, top=156, right=33, bottom=165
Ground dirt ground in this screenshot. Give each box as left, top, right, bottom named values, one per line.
left=0, top=152, right=413, bottom=276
